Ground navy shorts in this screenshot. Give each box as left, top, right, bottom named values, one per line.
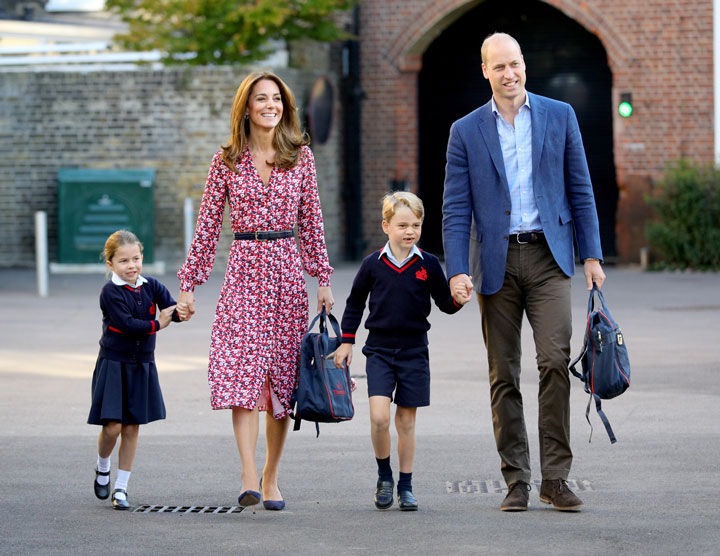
left=361, top=344, right=430, bottom=407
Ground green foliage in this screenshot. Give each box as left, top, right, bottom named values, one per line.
left=106, top=0, right=353, bottom=65
left=645, top=160, right=720, bottom=270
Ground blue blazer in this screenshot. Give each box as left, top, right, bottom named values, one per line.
left=442, top=92, right=603, bottom=295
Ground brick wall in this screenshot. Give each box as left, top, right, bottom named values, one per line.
left=358, top=0, right=714, bottom=261
left=0, top=65, right=343, bottom=270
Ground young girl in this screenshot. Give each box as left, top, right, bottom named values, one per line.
left=88, top=230, right=180, bottom=510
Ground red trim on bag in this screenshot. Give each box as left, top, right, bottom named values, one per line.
left=587, top=316, right=595, bottom=393
left=316, top=336, right=354, bottom=422
left=598, top=310, right=630, bottom=386
left=616, top=361, right=629, bottom=384
left=588, top=310, right=631, bottom=395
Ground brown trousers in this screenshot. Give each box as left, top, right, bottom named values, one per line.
left=477, top=241, right=572, bottom=485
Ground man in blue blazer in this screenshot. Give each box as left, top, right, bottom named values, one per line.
left=442, top=33, right=606, bottom=512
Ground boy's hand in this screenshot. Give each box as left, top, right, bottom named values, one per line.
left=158, top=305, right=176, bottom=329
left=332, top=343, right=353, bottom=369
left=451, top=274, right=474, bottom=305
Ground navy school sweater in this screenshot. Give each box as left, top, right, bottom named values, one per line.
left=98, top=276, right=181, bottom=363
left=340, top=249, right=462, bottom=348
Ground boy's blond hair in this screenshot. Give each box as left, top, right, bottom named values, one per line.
left=381, top=191, right=425, bottom=222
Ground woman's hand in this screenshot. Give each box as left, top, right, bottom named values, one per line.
left=317, top=286, right=334, bottom=314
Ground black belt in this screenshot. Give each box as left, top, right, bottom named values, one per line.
left=508, top=232, right=545, bottom=244
left=234, top=230, right=293, bottom=241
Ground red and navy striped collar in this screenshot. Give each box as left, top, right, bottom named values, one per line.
left=111, top=272, right=148, bottom=290
left=378, top=242, right=423, bottom=268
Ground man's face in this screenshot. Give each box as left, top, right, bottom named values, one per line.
left=481, top=37, right=526, bottom=104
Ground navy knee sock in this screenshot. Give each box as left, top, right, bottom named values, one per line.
left=376, top=457, right=393, bottom=483
left=397, top=472, right=413, bottom=493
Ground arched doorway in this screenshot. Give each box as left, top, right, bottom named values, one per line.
left=418, top=0, right=617, bottom=258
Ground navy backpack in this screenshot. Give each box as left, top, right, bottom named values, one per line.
left=291, top=309, right=354, bottom=436
left=569, top=285, right=630, bottom=443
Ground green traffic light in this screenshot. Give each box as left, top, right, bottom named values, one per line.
left=618, top=101, right=633, bottom=117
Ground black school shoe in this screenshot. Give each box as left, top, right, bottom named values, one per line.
left=112, top=489, right=130, bottom=510
left=94, top=468, right=110, bottom=500
left=374, top=480, right=394, bottom=510
left=397, top=489, right=418, bottom=511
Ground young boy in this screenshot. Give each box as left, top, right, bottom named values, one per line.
left=333, top=192, right=472, bottom=511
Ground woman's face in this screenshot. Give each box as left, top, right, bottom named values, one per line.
left=246, top=79, right=283, bottom=134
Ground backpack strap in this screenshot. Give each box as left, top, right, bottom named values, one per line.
left=591, top=284, right=619, bottom=329
left=569, top=291, right=594, bottom=382
left=318, top=310, right=342, bottom=339
left=569, top=337, right=588, bottom=381
left=585, top=393, right=617, bottom=444
left=292, top=416, right=320, bottom=438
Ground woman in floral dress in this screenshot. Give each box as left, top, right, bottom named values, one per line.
left=176, top=72, right=334, bottom=510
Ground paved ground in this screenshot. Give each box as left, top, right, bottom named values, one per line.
left=1, top=263, right=719, bottom=555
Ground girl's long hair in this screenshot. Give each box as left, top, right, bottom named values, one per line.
left=221, top=72, right=309, bottom=172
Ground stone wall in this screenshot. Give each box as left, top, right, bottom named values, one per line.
left=0, top=64, right=343, bottom=271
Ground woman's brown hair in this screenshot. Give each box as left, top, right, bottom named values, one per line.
left=221, top=72, right=309, bottom=173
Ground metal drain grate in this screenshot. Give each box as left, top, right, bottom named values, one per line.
left=133, top=505, right=245, bottom=514
left=446, top=479, right=593, bottom=494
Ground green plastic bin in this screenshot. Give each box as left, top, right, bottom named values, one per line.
left=57, top=168, right=155, bottom=264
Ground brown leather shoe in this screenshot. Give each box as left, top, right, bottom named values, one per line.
left=501, top=480, right=530, bottom=511
left=539, top=479, right=584, bottom=511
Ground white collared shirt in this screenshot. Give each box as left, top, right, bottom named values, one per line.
left=379, top=242, right=423, bottom=268
left=111, top=272, right=148, bottom=288
left=491, top=94, right=542, bottom=234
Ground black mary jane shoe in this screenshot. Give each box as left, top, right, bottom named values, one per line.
left=94, top=468, right=110, bottom=500
left=112, top=488, right=130, bottom=510
left=398, top=490, right=418, bottom=511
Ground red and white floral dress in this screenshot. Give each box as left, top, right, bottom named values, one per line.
left=177, top=146, right=333, bottom=418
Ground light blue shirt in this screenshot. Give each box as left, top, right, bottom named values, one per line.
left=379, top=242, right=423, bottom=268
left=491, top=95, right=542, bottom=233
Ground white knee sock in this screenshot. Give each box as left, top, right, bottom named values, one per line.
left=114, top=469, right=131, bottom=496
left=96, top=456, right=111, bottom=485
